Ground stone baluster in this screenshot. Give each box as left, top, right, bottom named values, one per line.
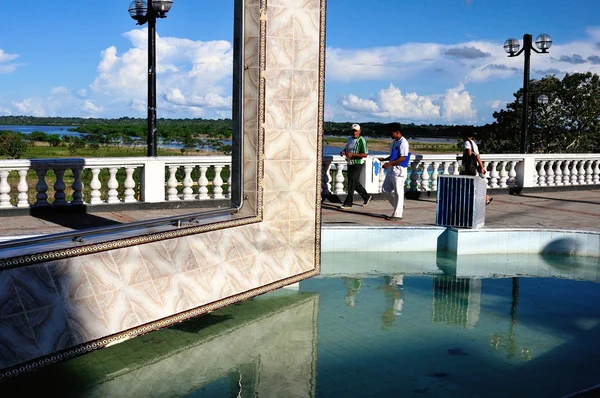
left=213, top=165, right=224, bottom=199
left=537, top=160, right=547, bottom=186
left=431, top=162, right=439, bottom=192
left=17, top=169, right=29, bottom=207
left=577, top=160, right=586, bottom=185
left=563, top=160, right=571, bottom=185
left=89, top=168, right=102, bottom=204
left=489, top=161, right=499, bottom=188
left=71, top=167, right=84, bottom=205
left=107, top=167, right=120, bottom=203
left=182, top=166, right=194, bottom=200
left=442, top=161, right=450, bottom=177
left=592, top=160, right=600, bottom=184
left=0, top=170, right=11, bottom=208
left=553, top=160, right=563, bottom=186
left=167, top=166, right=180, bottom=200
left=507, top=161, right=517, bottom=187
left=585, top=160, right=593, bottom=184
left=334, top=163, right=345, bottom=194
left=570, top=160, right=579, bottom=185
left=35, top=168, right=49, bottom=206
left=409, top=160, right=419, bottom=192
left=321, top=161, right=332, bottom=196
left=498, top=161, right=508, bottom=188
left=53, top=168, right=67, bottom=205
left=545, top=160, right=555, bottom=187
left=226, top=166, right=232, bottom=199
left=123, top=167, right=136, bottom=203
left=198, top=166, right=210, bottom=200
left=451, top=160, right=460, bottom=175
left=419, top=160, right=430, bottom=191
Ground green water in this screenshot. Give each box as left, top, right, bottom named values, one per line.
left=2, top=256, right=600, bottom=397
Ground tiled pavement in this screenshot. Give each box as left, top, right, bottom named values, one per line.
left=322, top=188, right=600, bottom=231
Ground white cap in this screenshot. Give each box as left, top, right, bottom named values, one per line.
left=351, top=123, right=360, bottom=131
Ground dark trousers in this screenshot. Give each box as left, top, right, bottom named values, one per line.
left=344, top=164, right=370, bottom=206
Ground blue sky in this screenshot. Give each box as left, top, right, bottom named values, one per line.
left=0, top=0, right=598, bottom=125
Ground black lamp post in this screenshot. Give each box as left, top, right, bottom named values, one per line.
left=128, top=0, right=173, bottom=157
left=504, top=33, right=552, bottom=154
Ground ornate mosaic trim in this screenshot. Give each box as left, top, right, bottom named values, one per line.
left=313, top=0, right=327, bottom=273
left=0, top=267, right=320, bottom=379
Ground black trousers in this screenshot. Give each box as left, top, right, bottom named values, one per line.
left=344, top=164, right=370, bottom=206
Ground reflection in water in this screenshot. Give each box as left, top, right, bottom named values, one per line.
left=4, top=261, right=600, bottom=397
left=379, top=275, right=404, bottom=330
left=490, top=277, right=533, bottom=361
left=431, top=275, right=481, bottom=329
left=3, top=292, right=319, bottom=397
left=342, top=277, right=364, bottom=307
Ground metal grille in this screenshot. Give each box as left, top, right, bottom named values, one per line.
left=436, top=175, right=486, bottom=229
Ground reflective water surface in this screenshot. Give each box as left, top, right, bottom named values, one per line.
left=2, top=253, right=600, bottom=397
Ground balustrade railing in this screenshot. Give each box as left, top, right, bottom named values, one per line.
left=322, top=153, right=600, bottom=197
left=0, top=157, right=232, bottom=209
left=0, top=153, right=598, bottom=210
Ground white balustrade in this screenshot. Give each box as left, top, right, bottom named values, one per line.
left=0, top=153, right=598, bottom=211
left=320, top=153, right=600, bottom=197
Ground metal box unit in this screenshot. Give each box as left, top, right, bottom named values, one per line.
left=436, top=175, right=487, bottom=229
left=359, top=157, right=382, bottom=194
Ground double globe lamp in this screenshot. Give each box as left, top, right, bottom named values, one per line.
left=503, top=33, right=552, bottom=154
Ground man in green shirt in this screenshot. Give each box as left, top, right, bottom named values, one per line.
left=340, top=123, right=372, bottom=209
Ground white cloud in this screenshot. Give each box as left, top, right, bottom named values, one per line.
left=50, top=86, right=71, bottom=95
left=90, top=28, right=233, bottom=117
left=80, top=100, right=104, bottom=114
left=338, top=83, right=440, bottom=121
left=488, top=100, right=502, bottom=109
left=0, top=48, right=20, bottom=74
left=12, top=98, right=46, bottom=117
left=336, top=83, right=477, bottom=124
left=441, top=83, right=477, bottom=122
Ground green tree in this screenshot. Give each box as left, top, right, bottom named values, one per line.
left=482, top=72, right=600, bottom=153
left=0, top=131, right=27, bottom=158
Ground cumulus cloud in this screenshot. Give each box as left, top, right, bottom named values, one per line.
left=488, top=100, right=502, bottom=109
left=0, top=48, right=20, bottom=74
left=12, top=98, right=47, bottom=117
left=80, top=100, right=103, bottom=114
left=336, top=83, right=476, bottom=123
left=90, top=28, right=233, bottom=117
left=444, top=46, right=491, bottom=59
left=442, top=83, right=476, bottom=122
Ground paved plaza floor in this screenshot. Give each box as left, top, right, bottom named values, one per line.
left=0, top=189, right=598, bottom=240
left=323, top=188, right=600, bottom=231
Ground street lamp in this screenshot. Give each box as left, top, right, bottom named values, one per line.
left=128, top=0, right=174, bottom=157
left=504, top=33, right=552, bottom=154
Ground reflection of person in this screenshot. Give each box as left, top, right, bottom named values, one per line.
left=460, top=132, right=492, bottom=205
left=342, top=277, right=364, bottom=307
left=378, top=123, right=409, bottom=220
left=340, top=124, right=372, bottom=209
left=378, top=275, right=404, bottom=330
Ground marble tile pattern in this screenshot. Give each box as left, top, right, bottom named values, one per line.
left=0, top=0, right=325, bottom=372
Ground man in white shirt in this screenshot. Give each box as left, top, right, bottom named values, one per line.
left=378, top=123, right=409, bottom=220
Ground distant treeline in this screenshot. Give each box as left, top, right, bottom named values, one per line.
left=324, top=122, right=481, bottom=139
left=0, top=116, right=481, bottom=139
